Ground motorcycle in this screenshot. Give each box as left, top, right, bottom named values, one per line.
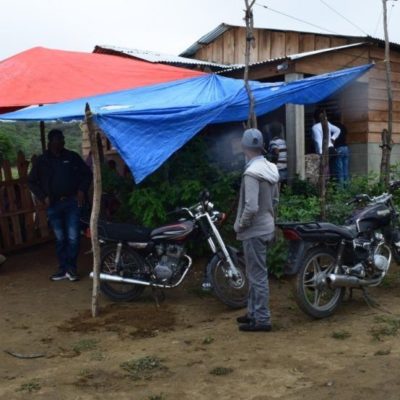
left=278, top=181, right=400, bottom=318
left=89, top=190, right=248, bottom=309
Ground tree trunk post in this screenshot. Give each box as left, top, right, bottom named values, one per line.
left=318, top=110, right=330, bottom=220
left=380, top=0, right=397, bottom=187
left=85, top=103, right=102, bottom=318
left=39, top=121, right=46, bottom=153
left=244, top=0, right=257, bottom=129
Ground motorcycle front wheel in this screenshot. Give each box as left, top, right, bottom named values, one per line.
left=207, top=248, right=248, bottom=309
left=100, top=244, right=146, bottom=302
left=294, top=247, right=345, bottom=319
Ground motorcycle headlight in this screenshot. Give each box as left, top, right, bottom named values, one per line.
left=207, top=202, right=214, bottom=212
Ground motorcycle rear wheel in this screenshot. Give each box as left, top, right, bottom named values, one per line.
left=100, top=244, right=146, bottom=302
left=208, top=248, right=248, bottom=309
left=294, top=247, right=345, bottom=319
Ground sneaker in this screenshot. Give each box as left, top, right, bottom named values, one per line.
left=239, top=323, right=272, bottom=332
left=201, top=281, right=212, bottom=292
left=50, top=271, right=67, bottom=281
left=66, top=270, right=80, bottom=282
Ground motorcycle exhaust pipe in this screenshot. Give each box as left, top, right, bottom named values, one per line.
left=89, top=272, right=167, bottom=288
left=326, top=274, right=380, bottom=288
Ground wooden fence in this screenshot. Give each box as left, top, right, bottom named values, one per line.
left=0, top=152, right=51, bottom=254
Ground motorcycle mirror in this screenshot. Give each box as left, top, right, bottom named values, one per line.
left=199, top=189, right=210, bottom=203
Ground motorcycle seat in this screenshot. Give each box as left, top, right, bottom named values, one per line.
left=98, top=221, right=152, bottom=242
left=313, top=222, right=358, bottom=240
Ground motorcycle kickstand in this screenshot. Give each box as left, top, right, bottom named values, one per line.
left=360, top=286, right=389, bottom=313
left=150, top=286, right=166, bottom=308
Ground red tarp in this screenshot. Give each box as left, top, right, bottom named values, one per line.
left=0, top=47, right=204, bottom=112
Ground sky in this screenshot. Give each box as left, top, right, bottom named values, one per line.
left=1, top=0, right=400, bottom=61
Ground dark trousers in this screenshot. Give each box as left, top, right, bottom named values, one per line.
left=242, top=235, right=271, bottom=325
left=47, top=197, right=81, bottom=272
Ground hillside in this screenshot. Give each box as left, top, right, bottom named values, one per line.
left=0, top=121, right=82, bottom=164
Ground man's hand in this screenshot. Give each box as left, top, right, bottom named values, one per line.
left=77, top=190, right=85, bottom=208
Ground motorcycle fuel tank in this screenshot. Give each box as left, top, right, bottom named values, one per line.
left=351, top=203, right=391, bottom=233
left=151, top=220, right=194, bottom=240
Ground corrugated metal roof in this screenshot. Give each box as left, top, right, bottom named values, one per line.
left=94, top=45, right=231, bottom=69
left=218, top=42, right=368, bottom=73
left=180, top=23, right=232, bottom=57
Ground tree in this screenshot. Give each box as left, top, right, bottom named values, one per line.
left=244, top=0, right=257, bottom=129
left=0, top=132, right=15, bottom=163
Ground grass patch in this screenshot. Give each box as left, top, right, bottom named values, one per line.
left=209, top=367, right=234, bottom=376
left=374, top=348, right=391, bottom=356
left=202, top=336, right=214, bottom=345
left=370, top=316, right=400, bottom=341
left=16, top=379, right=41, bottom=393
left=331, top=330, right=352, bottom=340
left=72, top=338, right=98, bottom=354
left=120, top=356, right=167, bottom=380
left=148, top=395, right=166, bottom=400
left=90, top=351, right=105, bottom=361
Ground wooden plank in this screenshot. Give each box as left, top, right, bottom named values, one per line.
left=342, top=108, right=369, bottom=121
left=368, top=133, right=387, bottom=143
left=345, top=121, right=369, bottom=134
left=2, top=160, right=23, bottom=245
left=369, top=78, right=400, bottom=90
left=223, top=29, right=235, bottom=64
left=330, top=37, right=348, bottom=47
left=369, top=121, right=400, bottom=133
left=299, top=33, right=315, bottom=52
left=234, top=28, right=246, bottom=64
left=369, top=99, right=400, bottom=112
left=211, top=36, right=224, bottom=64
left=368, top=88, right=400, bottom=101
left=315, top=35, right=331, bottom=50
left=250, top=30, right=259, bottom=64
left=285, top=31, right=299, bottom=56
left=348, top=132, right=368, bottom=144
left=368, top=68, right=400, bottom=82
left=368, top=110, right=400, bottom=122
left=258, top=30, right=271, bottom=61
left=369, top=45, right=400, bottom=63
left=270, top=31, right=286, bottom=59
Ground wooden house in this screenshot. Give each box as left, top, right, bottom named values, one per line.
left=180, top=24, right=400, bottom=179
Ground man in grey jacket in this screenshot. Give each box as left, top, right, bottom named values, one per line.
left=234, top=128, right=280, bottom=332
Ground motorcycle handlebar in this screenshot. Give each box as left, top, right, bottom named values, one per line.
left=346, top=194, right=371, bottom=206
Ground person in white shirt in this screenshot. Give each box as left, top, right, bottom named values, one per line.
left=312, top=109, right=341, bottom=179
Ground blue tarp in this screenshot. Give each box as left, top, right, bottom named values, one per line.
left=0, top=64, right=373, bottom=183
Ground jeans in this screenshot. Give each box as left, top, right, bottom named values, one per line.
left=47, top=197, right=81, bottom=273
left=336, top=146, right=350, bottom=186
left=242, top=235, right=272, bottom=325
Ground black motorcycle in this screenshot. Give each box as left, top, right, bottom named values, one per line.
left=89, top=191, right=248, bottom=308
left=278, top=181, right=400, bottom=318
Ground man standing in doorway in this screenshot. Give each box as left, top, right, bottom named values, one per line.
left=234, top=128, right=280, bottom=332
left=28, top=129, right=92, bottom=281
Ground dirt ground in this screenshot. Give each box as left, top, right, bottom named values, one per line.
left=1, top=240, right=400, bottom=400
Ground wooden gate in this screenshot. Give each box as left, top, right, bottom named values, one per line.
left=0, top=152, right=51, bottom=254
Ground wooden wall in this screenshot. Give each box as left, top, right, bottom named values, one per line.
left=193, top=27, right=351, bottom=65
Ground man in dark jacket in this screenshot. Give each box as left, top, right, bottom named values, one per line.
left=28, top=129, right=92, bottom=281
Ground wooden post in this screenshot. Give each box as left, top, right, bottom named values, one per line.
left=244, top=0, right=257, bottom=129
left=40, top=121, right=46, bottom=153
left=318, top=110, right=330, bottom=220
left=380, top=0, right=397, bottom=187
left=85, top=103, right=102, bottom=318
left=39, top=105, right=46, bottom=153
